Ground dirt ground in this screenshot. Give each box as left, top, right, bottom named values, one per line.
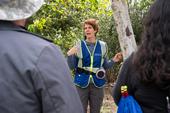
left=101, top=84, right=117, bottom=113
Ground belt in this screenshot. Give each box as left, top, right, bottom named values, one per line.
left=76, top=67, right=95, bottom=75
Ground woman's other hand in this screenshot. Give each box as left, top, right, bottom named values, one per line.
left=112, top=52, right=123, bottom=63
left=67, top=46, right=78, bottom=56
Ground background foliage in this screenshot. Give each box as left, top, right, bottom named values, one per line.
left=28, top=0, right=153, bottom=83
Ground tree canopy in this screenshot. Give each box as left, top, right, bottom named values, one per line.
left=28, top=0, right=153, bottom=82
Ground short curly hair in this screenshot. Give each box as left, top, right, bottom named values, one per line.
left=83, top=18, right=99, bottom=34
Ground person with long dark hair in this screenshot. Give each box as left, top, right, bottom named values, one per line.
left=113, top=0, right=170, bottom=113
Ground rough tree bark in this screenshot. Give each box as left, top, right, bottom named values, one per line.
left=111, top=0, right=137, bottom=59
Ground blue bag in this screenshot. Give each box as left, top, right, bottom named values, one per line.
left=117, top=86, right=143, bottom=113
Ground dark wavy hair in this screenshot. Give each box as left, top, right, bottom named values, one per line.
left=134, top=0, right=170, bottom=87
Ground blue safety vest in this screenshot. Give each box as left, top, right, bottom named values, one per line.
left=74, top=40, right=107, bottom=88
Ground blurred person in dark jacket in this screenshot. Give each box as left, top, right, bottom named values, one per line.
left=0, top=0, right=83, bottom=113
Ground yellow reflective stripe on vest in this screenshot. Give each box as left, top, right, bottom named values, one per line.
left=90, top=56, right=93, bottom=79
left=90, top=41, right=97, bottom=79
left=84, top=40, right=97, bottom=75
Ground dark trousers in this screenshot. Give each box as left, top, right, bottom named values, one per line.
left=76, top=84, right=104, bottom=113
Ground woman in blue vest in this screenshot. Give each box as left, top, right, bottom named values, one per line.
left=67, top=18, right=122, bottom=113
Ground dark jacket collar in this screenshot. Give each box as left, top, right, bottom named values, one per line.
left=0, top=20, right=26, bottom=32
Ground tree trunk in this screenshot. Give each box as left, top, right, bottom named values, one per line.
left=111, top=0, right=137, bottom=59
